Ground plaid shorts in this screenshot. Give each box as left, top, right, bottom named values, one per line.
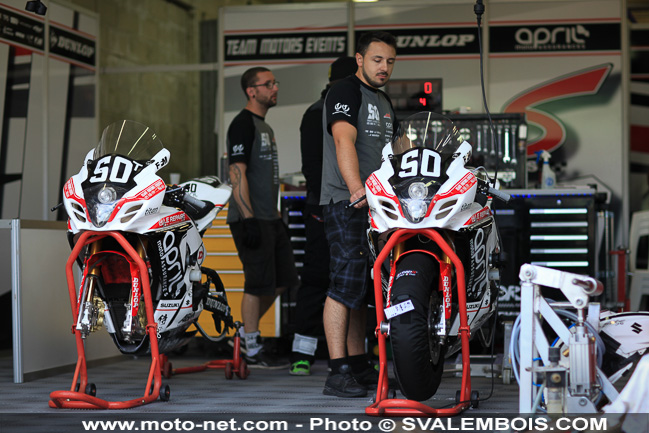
left=323, top=201, right=371, bottom=310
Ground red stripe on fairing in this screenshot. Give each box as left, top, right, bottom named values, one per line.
left=426, top=173, right=476, bottom=218
left=107, top=179, right=167, bottom=224
left=503, top=64, right=612, bottom=156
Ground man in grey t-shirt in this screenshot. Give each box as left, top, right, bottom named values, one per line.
left=227, top=67, right=299, bottom=369
left=320, top=31, right=397, bottom=398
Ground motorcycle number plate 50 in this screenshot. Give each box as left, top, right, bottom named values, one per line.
left=385, top=299, right=415, bottom=319
left=398, top=148, right=441, bottom=178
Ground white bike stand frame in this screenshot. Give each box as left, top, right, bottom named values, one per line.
left=518, top=264, right=620, bottom=413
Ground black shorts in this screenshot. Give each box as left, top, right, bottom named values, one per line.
left=229, top=219, right=300, bottom=296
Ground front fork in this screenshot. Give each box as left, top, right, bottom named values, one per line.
left=75, top=238, right=149, bottom=340
left=76, top=242, right=103, bottom=339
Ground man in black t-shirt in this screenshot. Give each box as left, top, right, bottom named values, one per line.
left=320, top=32, right=397, bottom=398
left=227, top=67, right=299, bottom=369
left=289, top=57, right=358, bottom=377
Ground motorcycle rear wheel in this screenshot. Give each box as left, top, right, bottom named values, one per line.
left=389, top=252, right=446, bottom=401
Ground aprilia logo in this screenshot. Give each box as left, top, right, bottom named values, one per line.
left=514, top=25, right=590, bottom=50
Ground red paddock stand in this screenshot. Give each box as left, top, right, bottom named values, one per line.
left=160, top=323, right=250, bottom=380
left=49, top=231, right=169, bottom=409
left=366, top=228, right=473, bottom=417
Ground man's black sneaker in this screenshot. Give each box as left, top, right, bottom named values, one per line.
left=323, top=365, right=367, bottom=398
left=353, top=365, right=399, bottom=390
left=244, top=350, right=290, bottom=370
left=352, top=366, right=379, bottom=389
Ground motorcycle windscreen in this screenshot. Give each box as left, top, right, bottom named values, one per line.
left=94, top=120, right=165, bottom=161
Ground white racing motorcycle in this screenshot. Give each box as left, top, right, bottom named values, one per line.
left=366, top=112, right=510, bottom=404
left=51, top=120, right=232, bottom=408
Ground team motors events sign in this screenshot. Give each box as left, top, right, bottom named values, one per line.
left=224, top=31, right=347, bottom=62
left=489, top=22, right=621, bottom=53
left=224, top=26, right=480, bottom=62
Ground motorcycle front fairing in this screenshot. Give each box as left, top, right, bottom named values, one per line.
left=367, top=113, right=491, bottom=234
left=365, top=112, right=500, bottom=343
left=62, top=120, right=205, bottom=354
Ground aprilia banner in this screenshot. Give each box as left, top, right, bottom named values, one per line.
left=490, top=22, right=621, bottom=54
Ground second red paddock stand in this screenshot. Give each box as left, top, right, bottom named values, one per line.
left=161, top=322, right=249, bottom=380
left=365, top=229, right=475, bottom=417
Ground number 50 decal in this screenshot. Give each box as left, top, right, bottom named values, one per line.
left=398, top=148, right=441, bottom=178
left=89, top=156, right=142, bottom=183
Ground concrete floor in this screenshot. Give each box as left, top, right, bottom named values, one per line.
left=0, top=341, right=524, bottom=433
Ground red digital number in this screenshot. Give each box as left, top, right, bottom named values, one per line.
left=419, top=97, right=427, bottom=106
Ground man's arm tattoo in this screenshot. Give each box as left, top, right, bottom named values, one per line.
left=231, top=164, right=254, bottom=216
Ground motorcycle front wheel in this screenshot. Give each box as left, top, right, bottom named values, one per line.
left=389, top=252, right=446, bottom=401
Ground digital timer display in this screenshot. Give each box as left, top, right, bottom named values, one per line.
left=385, top=79, right=443, bottom=115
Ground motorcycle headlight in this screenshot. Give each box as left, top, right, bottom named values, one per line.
left=98, top=186, right=117, bottom=204
left=403, top=198, right=428, bottom=222
left=85, top=184, right=126, bottom=228
left=408, top=182, right=428, bottom=199
left=394, top=180, right=437, bottom=224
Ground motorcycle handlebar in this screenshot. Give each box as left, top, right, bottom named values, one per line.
left=346, top=195, right=367, bottom=209
left=183, top=192, right=208, bottom=210
left=487, top=185, right=511, bottom=203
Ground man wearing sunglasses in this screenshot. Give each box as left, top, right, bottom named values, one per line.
left=227, top=67, right=298, bottom=369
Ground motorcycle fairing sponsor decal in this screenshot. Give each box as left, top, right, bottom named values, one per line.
left=464, top=206, right=492, bottom=226
left=502, top=63, right=612, bottom=156
left=133, top=179, right=166, bottom=201
left=385, top=299, right=415, bottom=320
left=64, top=179, right=90, bottom=221
left=106, top=178, right=167, bottom=225
left=155, top=230, right=188, bottom=298
left=395, top=269, right=417, bottom=279
left=367, top=172, right=404, bottom=217
left=149, top=210, right=191, bottom=230
left=367, top=173, right=396, bottom=199
left=467, top=227, right=489, bottom=299
left=156, top=300, right=181, bottom=311
left=64, top=178, right=86, bottom=204
left=440, top=261, right=452, bottom=320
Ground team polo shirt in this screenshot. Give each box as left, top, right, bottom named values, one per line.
left=226, top=109, right=280, bottom=222
left=320, top=75, right=395, bottom=205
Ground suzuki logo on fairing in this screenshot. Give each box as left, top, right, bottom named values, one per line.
left=631, top=323, right=642, bottom=334
left=514, top=25, right=589, bottom=50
